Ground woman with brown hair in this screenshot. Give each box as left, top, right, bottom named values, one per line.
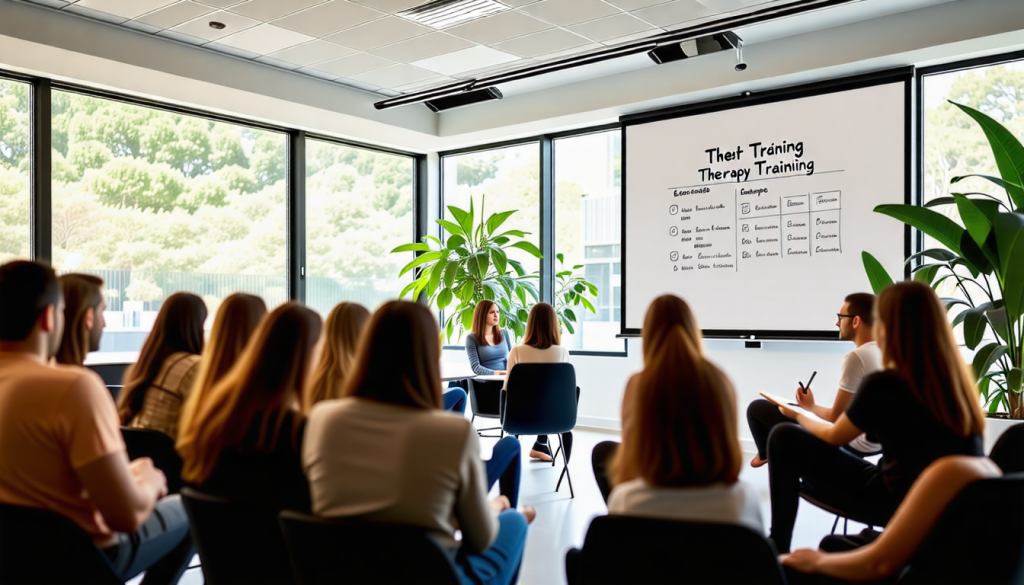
left=766, top=280, right=985, bottom=553
left=55, top=273, right=106, bottom=366
left=178, top=293, right=267, bottom=435
left=177, top=301, right=321, bottom=512
left=305, top=302, right=370, bottom=412
left=303, top=300, right=532, bottom=585
left=118, top=292, right=207, bottom=440
left=447, top=299, right=513, bottom=415
left=504, top=302, right=570, bottom=461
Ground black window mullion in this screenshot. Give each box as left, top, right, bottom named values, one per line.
left=30, top=78, right=51, bottom=264
left=288, top=131, right=306, bottom=303
left=415, top=154, right=431, bottom=305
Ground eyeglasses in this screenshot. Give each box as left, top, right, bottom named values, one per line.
left=836, top=314, right=857, bottom=321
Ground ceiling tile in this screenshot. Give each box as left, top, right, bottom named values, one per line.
left=296, top=66, right=340, bottom=80
left=137, top=1, right=215, bottom=29
left=26, top=0, right=71, bottom=9
left=334, top=78, right=381, bottom=92
left=273, top=1, right=384, bottom=38
left=171, top=10, right=261, bottom=40
left=533, top=41, right=604, bottom=62
left=450, top=57, right=534, bottom=79
left=370, top=32, right=474, bottom=62
left=228, top=0, right=327, bottom=21
left=698, top=0, right=762, bottom=11
left=411, top=45, right=519, bottom=76
left=155, top=28, right=209, bottom=44
left=519, top=0, right=621, bottom=27
left=194, top=0, right=246, bottom=7
left=491, top=28, right=590, bottom=58
left=254, top=55, right=303, bottom=70
left=120, top=19, right=163, bottom=33
left=205, top=42, right=262, bottom=58
left=501, top=0, right=542, bottom=6
left=310, top=52, right=394, bottom=76
left=61, top=3, right=130, bottom=23
left=216, top=23, right=316, bottom=53
left=392, top=75, right=455, bottom=92
left=632, top=0, right=709, bottom=27
left=268, top=39, right=356, bottom=65
left=350, top=64, right=437, bottom=88
left=75, top=0, right=177, bottom=19
left=602, top=28, right=664, bottom=45
left=567, top=12, right=655, bottom=41
left=349, top=0, right=423, bottom=13
left=445, top=11, right=553, bottom=45
left=606, top=0, right=670, bottom=10
left=323, top=16, right=431, bottom=51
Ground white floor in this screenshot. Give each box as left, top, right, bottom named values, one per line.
left=165, top=426, right=869, bottom=585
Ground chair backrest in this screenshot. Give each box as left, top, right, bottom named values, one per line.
left=0, top=503, right=121, bottom=585
left=278, top=511, right=460, bottom=585
left=576, top=515, right=785, bottom=585
left=121, top=427, right=185, bottom=494
left=502, top=362, right=577, bottom=436
left=180, top=487, right=295, bottom=585
left=467, top=378, right=502, bottom=419
left=989, top=423, right=1024, bottom=473
left=898, top=473, right=1024, bottom=585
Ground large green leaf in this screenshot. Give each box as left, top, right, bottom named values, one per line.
left=446, top=234, right=466, bottom=250
left=486, top=210, right=516, bottom=234
left=958, top=233, right=993, bottom=275
left=427, top=259, right=445, bottom=298
left=986, top=302, right=1010, bottom=343
left=398, top=251, right=444, bottom=277
left=507, top=240, right=543, bottom=258
left=962, top=304, right=991, bottom=350
left=436, top=219, right=465, bottom=237
left=448, top=204, right=473, bottom=238
left=580, top=296, right=596, bottom=313
left=905, top=248, right=957, bottom=265
left=973, top=342, right=1009, bottom=379
left=474, top=251, right=490, bottom=279
left=874, top=204, right=965, bottom=255
left=564, top=307, right=577, bottom=323
left=443, top=263, right=459, bottom=288
left=1009, top=368, right=1023, bottom=394
left=913, top=264, right=942, bottom=285
left=954, top=193, right=993, bottom=249
left=861, top=251, right=895, bottom=294
left=461, top=307, right=475, bottom=331
left=950, top=102, right=1024, bottom=210
left=490, top=246, right=508, bottom=276
left=495, top=230, right=529, bottom=239
left=436, top=287, right=453, bottom=311
left=398, top=279, right=419, bottom=299
left=391, top=242, right=431, bottom=253
left=992, top=213, right=1024, bottom=324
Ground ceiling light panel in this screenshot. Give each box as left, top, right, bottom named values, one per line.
left=397, top=0, right=511, bottom=30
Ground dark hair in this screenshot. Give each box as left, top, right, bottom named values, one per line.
left=343, top=300, right=442, bottom=410
left=0, top=261, right=61, bottom=341
left=845, top=293, right=876, bottom=326
left=471, top=300, right=502, bottom=346
left=56, top=273, right=105, bottom=366
left=118, top=292, right=207, bottom=424
left=522, top=303, right=560, bottom=350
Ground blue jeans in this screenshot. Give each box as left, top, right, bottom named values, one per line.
left=103, top=495, right=194, bottom=585
left=485, top=436, right=521, bottom=508
left=444, top=388, right=468, bottom=415
left=455, top=510, right=528, bottom=585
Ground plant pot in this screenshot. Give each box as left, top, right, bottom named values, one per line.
left=984, top=415, right=1022, bottom=454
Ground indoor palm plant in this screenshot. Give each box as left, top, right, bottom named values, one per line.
left=862, top=101, right=1024, bottom=418
left=391, top=196, right=598, bottom=342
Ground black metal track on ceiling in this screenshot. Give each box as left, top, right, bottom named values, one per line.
left=374, top=0, right=865, bottom=110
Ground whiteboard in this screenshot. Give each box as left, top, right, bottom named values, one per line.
left=623, top=79, right=908, bottom=336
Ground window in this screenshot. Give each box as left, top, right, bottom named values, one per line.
left=51, top=91, right=288, bottom=352
left=0, top=78, right=30, bottom=263
left=305, top=140, right=415, bottom=316
left=555, top=130, right=623, bottom=352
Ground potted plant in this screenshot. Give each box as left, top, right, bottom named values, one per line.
left=391, top=196, right=598, bottom=342
left=862, top=101, right=1024, bottom=421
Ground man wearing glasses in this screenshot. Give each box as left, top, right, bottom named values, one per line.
left=746, top=293, right=882, bottom=468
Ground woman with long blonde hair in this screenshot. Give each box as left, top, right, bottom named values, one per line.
left=305, top=302, right=370, bottom=412
left=55, top=273, right=106, bottom=366
left=178, top=293, right=267, bottom=435
left=766, top=281, right=985, bottom=553
left=177, top=301, right=321, bottom=512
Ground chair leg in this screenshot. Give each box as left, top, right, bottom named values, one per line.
left=843, top=517, right=849, bottom=535
left=471, top=413, right=475, bottom=423
left=830, top=515, right=840, bottom=535
left=555, top=433, right=574, bottom=498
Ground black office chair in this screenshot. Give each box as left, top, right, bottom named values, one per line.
left=895, top=472, right=1024, bottom=584
left=989, top=422, right=1024, bottom=473
left=567, top=515, right=786, bottom=585
left=467, top=377, right=504, bottom=438
left=799, top=480, right=890, bottom=536
left=0, top=503, right=121, bottom=585
left=180, top=487, right=294, bottom=585
left=278, top=511, right=460, bottom=585
left=121, top=427, right=185, bottom=494
left=501, top=362, right=578, bottom=497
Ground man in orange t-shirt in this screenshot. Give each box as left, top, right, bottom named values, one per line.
left=0, top=261, right=192, bottom=585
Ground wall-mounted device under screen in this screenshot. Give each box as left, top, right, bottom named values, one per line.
left=621, top=69, right=911, bottom=339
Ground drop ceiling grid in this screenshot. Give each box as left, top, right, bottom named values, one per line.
left=17, top=0, right=798, bottom=95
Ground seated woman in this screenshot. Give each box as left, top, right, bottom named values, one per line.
left=504, top=302, right=570, bottom=462
left=303, top=300, right=533, bottom=585
left=446, top=300, right=513, bottom=415
left=766, top=281, right=985, bottom=553
left=55, top=273, right=106, bottom=366
left=305, top=301, right=370, bottom=412
left=177, top=302, right=321, bottom=513
left=118, top=292, right=207, bottom=441
left=178, top=292, right=267, bottom=435
left=782, top=456, right=1000, bottom=583
left=591, top=294, right=705, bottom=502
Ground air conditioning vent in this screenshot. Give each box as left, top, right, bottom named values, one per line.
left=398, top=0, right=509, bottom=30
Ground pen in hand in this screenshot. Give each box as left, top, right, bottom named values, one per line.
left=799, top=371, right=818, bottom=394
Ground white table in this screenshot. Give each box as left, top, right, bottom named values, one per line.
left=440, top=362, right=477, bottom=383
left=474, top=374, right=506, bottom=383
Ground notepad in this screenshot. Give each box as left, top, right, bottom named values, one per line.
left=759, top=392, right=830, bottom=425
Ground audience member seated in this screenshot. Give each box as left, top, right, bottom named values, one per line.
left=178, top=292, right=267, bottom=435
left=55, top=273, right=106, bottom=367
left=303, top=300, right=533, bottom=585
left=446, top=299, right=513, bottom=415
left=177, top=302, right=320, bottom=513
left=0, top=260, right=193, bottom=585
left=591, top=294, right=705, bottom=502
left=748, top=293, right=882, bottom=468
left=766, top=281, right=986, bottom=553
left=781, top=456, right=1001, bottom=583
left=305, top=301, right=370, bottom=412
left=118, top=293, right=207, bottom=441
left=504, top=302, right=571, bottom=462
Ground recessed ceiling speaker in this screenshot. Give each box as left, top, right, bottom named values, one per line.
left=424, top=87, right=503, bottom=112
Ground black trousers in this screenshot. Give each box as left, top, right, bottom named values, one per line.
left=748, top=399, right=877, bottom=460
left=590, top=441, right=619, bottom=504
left=767, top=423, right=900, bottom=554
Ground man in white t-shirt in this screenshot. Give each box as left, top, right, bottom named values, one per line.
left=747, top=293, right=882, bottom=467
